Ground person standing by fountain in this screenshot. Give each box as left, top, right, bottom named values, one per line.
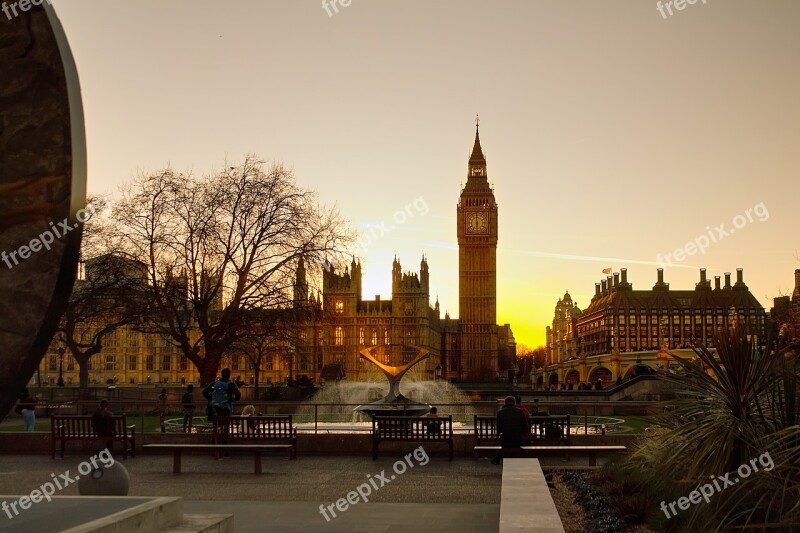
left=492, top=396, right=528, bottom=465
left=181, top=385, right=196, bottom=433
left=157, top=388, right=168, bottom=433
left=203, top=368, right=241, bottom=419
left=17, top=389, right=37, bottom=432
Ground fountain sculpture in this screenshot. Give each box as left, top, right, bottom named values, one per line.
left=353, top=346, right=433, bottom=417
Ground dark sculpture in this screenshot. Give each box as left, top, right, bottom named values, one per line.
left=354, top=346, right=432, bottom=417
left=0, top=4, right=86, bottom=419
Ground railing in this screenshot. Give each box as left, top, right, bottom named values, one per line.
left=27, top=399, right=660, bottom=436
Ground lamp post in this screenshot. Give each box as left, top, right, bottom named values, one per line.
left=57, top=347, right=65, bottom=387
left=434, top=363, right=442, bottom=382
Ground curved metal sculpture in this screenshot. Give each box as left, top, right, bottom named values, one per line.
left=0, top=4, right=87, bottom=419
left=354, top=346, right=432, bottom=417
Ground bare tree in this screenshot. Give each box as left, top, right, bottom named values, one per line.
left=226, top=308, right=303, bottom=395
left=112, top=156, right=351, bottom=385
left=57, top=197, right=143, bottom=388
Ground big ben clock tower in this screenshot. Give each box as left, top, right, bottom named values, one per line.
left=457, top=117, right=498, bottom=376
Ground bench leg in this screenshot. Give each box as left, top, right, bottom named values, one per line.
left=173, top=449, right=182, bottom=474
left=254, top=451, right=262, bottom=475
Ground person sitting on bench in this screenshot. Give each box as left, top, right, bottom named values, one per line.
left=492, top=396, right=528, bottom=465
left=91, top=399, right=116, bottom=450
left=426, top=406, right=441, bottom=435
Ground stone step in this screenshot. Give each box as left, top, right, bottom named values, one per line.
left=156, top=513, right=234, bottom=533
left=60, top=496, right=184, bottom=532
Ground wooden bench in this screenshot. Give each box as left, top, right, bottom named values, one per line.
left=142, top=443, right=292, bottom=474
left=51, top=415, right=136, bottom=459
left=372, top=415, right=453, bottom=461
left=474, top=414, right=571, bottom=451
left=473, top=414, right=624, bottom=465
left=473, top=445, right=627, bottom=466
left=213, top=415, right=297, bottom=459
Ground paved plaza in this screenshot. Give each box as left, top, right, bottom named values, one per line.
left=0, top=452, right=503, bottom=532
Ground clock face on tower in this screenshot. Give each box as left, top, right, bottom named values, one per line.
left=466, top=212, right=488, bottom=234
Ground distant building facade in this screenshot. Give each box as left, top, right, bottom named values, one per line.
left=769, top=269, right=800, bottom=336
left=533, top=267, right=767, bottom=390
left=545, top=292, right=581, bottom=367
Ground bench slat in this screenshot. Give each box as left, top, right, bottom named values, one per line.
left=213, top=416, right=297, bottom=459
left=51, top=415, right=135, bottom=460
left=372, top=416, right=454, bottom=461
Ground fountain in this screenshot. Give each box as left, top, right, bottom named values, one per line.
left=353, top=346, right=432, bottom=417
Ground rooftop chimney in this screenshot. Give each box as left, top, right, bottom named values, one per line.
left=714, top=276, right=721, bottom=290
left=601, top=279, right=607, bottom=292
left=654, top=268, right=669, bottom=290
left=735, top=268, right=745, bottom=287
left=621, top=268, right=628, bottom=284
left=613, top=273, right=619, bottom=287
left=595, top=283, right=601, bottom=296
left=696, top=268, right=711, bottom=290
left=724, top=272, right=731, bottom=289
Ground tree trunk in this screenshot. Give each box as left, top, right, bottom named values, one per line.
left=78, top=359, right=89, bottom=389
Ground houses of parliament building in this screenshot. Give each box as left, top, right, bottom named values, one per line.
left=36, top=123, right=516, bottom=386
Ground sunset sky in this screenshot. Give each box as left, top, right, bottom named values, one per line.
left=53, top=0, right=800, bottom=347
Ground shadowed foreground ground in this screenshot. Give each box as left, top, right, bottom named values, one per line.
left=0, top=452, right=503, bottom=532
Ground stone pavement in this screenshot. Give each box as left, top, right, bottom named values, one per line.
left=0, top=452, right=504, bottom=532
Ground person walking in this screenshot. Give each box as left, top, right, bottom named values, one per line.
left=17, top=389, right=37, bottom=432
left=492, top=396, right=528, bottom=465
left=181, top=384, right=196, bottom=433
left=157, top=388, right=168, bottom=433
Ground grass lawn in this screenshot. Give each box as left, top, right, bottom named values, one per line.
left=614, top=415, right=660, bottom=434
left=1, top=414, right=184, bottom=433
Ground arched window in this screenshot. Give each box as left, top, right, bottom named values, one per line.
left=335, top=327, right=344, bottom=346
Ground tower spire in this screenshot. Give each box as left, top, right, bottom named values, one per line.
left=469, top=115, right=485, bottom=165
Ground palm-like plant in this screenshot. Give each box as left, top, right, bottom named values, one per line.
left=632, top=323, right=799, bottom=531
